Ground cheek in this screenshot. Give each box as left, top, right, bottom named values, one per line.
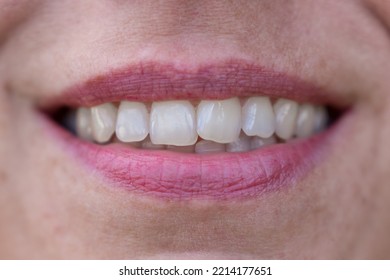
left=317, top=97, right=390, bottom=256
left=0, top=94, right=96, bottom=257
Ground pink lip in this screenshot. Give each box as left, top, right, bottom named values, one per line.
left=40, top=60, right=345, bottom=200
left=44, top=60, right=341, bottom=108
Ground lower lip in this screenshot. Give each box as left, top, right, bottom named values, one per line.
left=38, top=110, right=347, bottom=200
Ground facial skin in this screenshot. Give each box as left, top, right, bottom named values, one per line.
left=0, top=0, right=390, bottom=259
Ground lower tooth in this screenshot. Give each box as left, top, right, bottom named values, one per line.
left=167, top=145, right=195, bottom=153
left=141, top=136, right=166, bottom=150
left=226, top=134, right=251, bottom=152
left=250, top=136, right=277, bottom=150
left=195, top=140, right=226, bottom=154
left=127, top=141, right=142, bottom=148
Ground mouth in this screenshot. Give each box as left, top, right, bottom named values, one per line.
left=39, top=60, right=347, bottom=200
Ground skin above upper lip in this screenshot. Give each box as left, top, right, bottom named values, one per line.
left=39, top=60, right=347, bottom=200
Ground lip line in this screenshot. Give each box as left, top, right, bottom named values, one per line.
left=41, top=59, right=345, bottom=109
left=36, top=58, right=348, bottom=200
left=41, top=109, right=338, bottom=200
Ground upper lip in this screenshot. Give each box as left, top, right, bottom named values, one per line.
left=41, top=59, right=344, bottom=108
left=39, top=59, right=347, bottom=200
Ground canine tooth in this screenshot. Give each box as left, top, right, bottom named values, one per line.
left=314, top=106, right=328, bottom=133
left=150, top=101, right=197, bottom=146
left=76, top=107, right=93, bottom=140
left=91, top=103, right=117, bottom=143
left=141, top=136, right=166, bottom=150
left=250, top=136, right=277, bottom=150
left=116, top=101, right=149, bottom=142
left=274, top=99, right=298, bottom=140
left=242, top=97, right=275, bottom=138
left=167, top=145, right=195, bottom=153
left=197, top=97, right=241, bottom=143
left=195, top=140, right=226, bottom=154
left=295, top=104, right=316, bottom=138
left=226, top=134, right=251, bottom=152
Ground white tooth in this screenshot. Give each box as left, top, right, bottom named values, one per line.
left=91, top=103, right=117, bottom=143
left=116, top=101, right=149, bottom=142
left=195, top=140, right=226, bottom=154
left=141, top=136, right=166, bottom=150
left=242, top=97, right=275, bottom=138
left=314, top=106, right=328, bottom=133
left=76, top=107, right=93, bottom=140
left=150, top=101, right=197, bottom=146
left=167, top=145, right=195, bottom=153
left=250, top=136, right=277, bottom=150
left=295, top=104, right=316, bottom=138
left=274, top=99, right=299, bottom=140
left=226, top=134, right=251, bottom=152
left=197, top=97, right=241, bottom=143
left=113, top=137, right=142, bottom=148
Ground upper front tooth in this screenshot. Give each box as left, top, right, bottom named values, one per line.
left=197, top=97, right=241, bottom=143
left=295, top=104, right=316, bottom=138
left=150, top=101, right=197, bottom=146
left=91, top=103, right=117, bottom=143
left=274, top=98, right=299, bottom=140
left=116, top=101, right=149, bottom=142
left=242, top=97, right=275, bottom=138
left=76, top=107, right=93, bottom=140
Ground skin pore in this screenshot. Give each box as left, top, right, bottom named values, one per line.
left=0, top=0, right=390, bottom=259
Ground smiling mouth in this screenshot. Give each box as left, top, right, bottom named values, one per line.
left=41, top=60, right=346, bottom=200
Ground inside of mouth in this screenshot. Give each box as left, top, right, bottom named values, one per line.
left=51, top=96, right=341, bottom=154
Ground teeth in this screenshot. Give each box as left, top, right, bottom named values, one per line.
left=150, top=101, right=197, bottom=146
left=274, top=98, right=299, bottom=140
left=197, top=97, right=241, bottom=143
left=167, top=145, right=195, bottom=153
left=226, top=134, right=251, bottom=153
left=195, top=140, right=226, bottom=154
left=116, top=101, right=149, bottom=142
left=76, top=107, right=93, bottom=140
left=112, top=137, right=142, bottom=148
left=242, top=97, right=275, bottom=138
left=141, top=136, right=166, bottom=150
left=73, top=97, right=330, bottom=153
left=250, top=136, right=277, bottom=150
left=295, top=104, right=316, bottom=138
left=314, top=106, right=329, bottom=133
left=90, top=103, right=117, bottom=143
